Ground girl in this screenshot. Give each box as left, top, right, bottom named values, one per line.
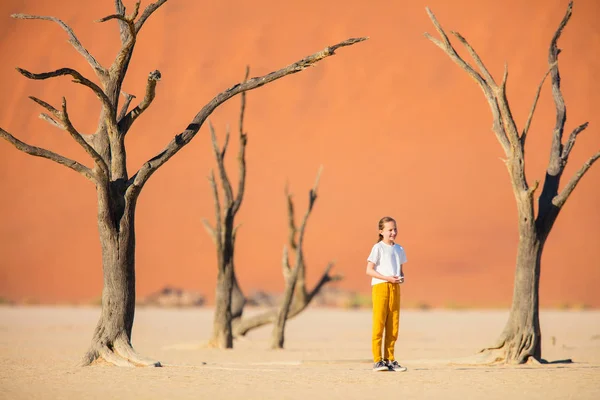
left=366, top=216, right=408, bottom=372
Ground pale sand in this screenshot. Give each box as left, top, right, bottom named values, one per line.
left=1, top=307, right=599, bottom=399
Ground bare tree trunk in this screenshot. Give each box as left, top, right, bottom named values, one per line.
left=83, top=185, right=159, bottom=367
left=484, top=223, right=544, bottom=363
left=211, top=257, right=234, bottom=348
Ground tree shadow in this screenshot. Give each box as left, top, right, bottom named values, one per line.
left=539, top=358, right=573, bottom=364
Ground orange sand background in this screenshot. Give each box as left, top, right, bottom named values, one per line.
left=0, top=0, right=598, bottom=307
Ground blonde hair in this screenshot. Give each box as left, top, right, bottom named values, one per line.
left=377, top=216, right=396, bottom=243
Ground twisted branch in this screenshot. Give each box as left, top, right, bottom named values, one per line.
left=232, top=66, right=250, bottom=215
left=17, top=67, right=114, bottom=121
left=0, top=127, right=95, bottom=181
left=424, top=9, right=511, bottom=155
left=135, top=0, right=168, bottom=34
left=97, top=8, right=137, bottom=79
left=553, top=151, right=600, bottom=209
left=117, top=92, right=136, bottom=122
left=59, top=98, right=109, bottom=175
left=547, top=1, right=573, bottom=175
left=128, top=37, right=367, bottom=191
left=521, top=65, right=555, bottom=145
left=272, top=167, right=322, bottom=348
left=118, top=70, right=161, bottom=134
left=207, top=170, right=223, bottom=247
left=11, top=14, right=106, bottom=77
left=561, top=122, right=589, bottom=162
left=27, top=96, right=108, bottom=174
left=208, top=121, right=234, bottom=206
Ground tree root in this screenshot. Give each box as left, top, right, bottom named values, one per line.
left=82, top=338, right=161, bottom=367
left=448, top=329, right=543, bottom=366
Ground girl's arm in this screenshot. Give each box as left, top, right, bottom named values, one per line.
left=366, top=261, right=400, bottom=283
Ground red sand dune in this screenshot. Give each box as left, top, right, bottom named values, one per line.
left=0, top=0, right=598, bottom=307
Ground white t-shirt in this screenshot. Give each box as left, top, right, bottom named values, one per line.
left=367, top=241, right=407, bottom=286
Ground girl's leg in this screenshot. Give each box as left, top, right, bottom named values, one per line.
left=383, top=283, right=401, bottom=361
left=371, top=283, right=389, bottom=362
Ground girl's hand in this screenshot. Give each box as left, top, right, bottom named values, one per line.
left=388, top=276, right=401, bottom=284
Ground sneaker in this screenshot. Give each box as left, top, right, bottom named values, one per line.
left=388, top=360, right=407, bottom=372
left=373, top=360, right=389, bottom=371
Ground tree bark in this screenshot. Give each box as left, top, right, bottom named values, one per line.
left=211, top=258, right=234, bottom=348
left=82, top=184, right=159, bottom=366
left=482, top=220, right=544, bottom=364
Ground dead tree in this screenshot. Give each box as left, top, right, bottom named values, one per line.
left=0, top=0, right=366, bottom=367
left=425, top=1, right=598, bottom=364
left=202, top=67, right=250, bottom=349
left=230, top=168, right=340, bottom=343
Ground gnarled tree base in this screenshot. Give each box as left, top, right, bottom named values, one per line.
left=481, top=327, right=540, bottom=365
left=82, top=336, right=161, bottom=367
left=450, top=329, right=541, bottom=365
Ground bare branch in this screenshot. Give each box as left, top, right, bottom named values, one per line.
left=239, top=67, right=250, bottom=137
left=103, top=17, right=136, bottom=79
left=272, top=168, right=322, bottom=348
left=59, top=98, right=109, bottom=175
left=128, top=1, right=141, bottom=20
left=135, top=0, right=169, bottom=34
left=29, top=96, right=60, bottom=117
left=285, top=186, right=297, bottom=250
left=0, top=127, right=95, bottom=181
left=561, top=122, right=589, bottom=161
left=309, top=166, right=323, bottom=204
left=290, top=167, right=323, bottom=286
left=30, top=96, right=98, bottom=152
left=232, top=223, right=242, bottom=243
left=234, top=260, right=340, bottom=337
left=451, top=31, right=497, bottom=88
left=553, top=151, right=600, bottom=209
left=208, top=121, right=234, bottom=206
left=527, top=180, right=540, bottom=198
left=128, top=37, right=367, bottom=190
left=547, top=1, right=573, bottom=175
left=306, top=262, right=342, bottom=302
left=521, top=64, right=555, bottom=144
left=221, top=125, right=230, bottom=160
left=117, top=92, right=136, bottom=122
left=11, top=14, right=106, bottom=77
left=113, top=0, right=129, bottom=44
left=282, top=245, right=291, bottom=275
left=115, top=0, right=125, bottom=13
left=202, top=218, right=217, bottom=244
left=39, top=113, right=62, bottom=129
left=232, top=67, right=251, bottom=215
left=118, top=70, right=161, bottom=134
left=96, top=14, right=129, bottom=24
left=207, top=170, right=223, bottom=247
left=424, top=9, right=511, bottom=155
left=495, top=63, right=521, bottom=146
left=17, top=67, right=114, bottom=120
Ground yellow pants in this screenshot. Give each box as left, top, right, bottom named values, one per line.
left=371, top=282, right=400, bottom=362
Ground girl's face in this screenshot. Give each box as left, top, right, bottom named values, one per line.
left=380, top=221, right=397, bottom=244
